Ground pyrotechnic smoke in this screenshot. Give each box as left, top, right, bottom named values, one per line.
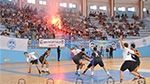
left=46, top=0, right=59, bottom=17
left=46, top=0, right=61, bottom=29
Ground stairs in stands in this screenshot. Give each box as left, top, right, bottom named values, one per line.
left=126, top=17, right=150, bottom=39
left=0, top=23, right=6, bottom=33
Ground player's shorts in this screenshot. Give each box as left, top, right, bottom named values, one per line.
left=136, top=61, right=140, bottom=66
left=72, top=57, right=81, bottom=65
left=136, top=60, right=140, bottom=66
left=120, top=61, right=138, bottom=72
left=87, top=59, right=104, bottom=68
left=87, top=62, right=93, bottom=68
left=94, top=59, right=104, bottom=67
left=39, top=56, right=47, bottom=64
left=131, top=55, right=140, bottom=66
left=30, top=59, right=38, bottom=64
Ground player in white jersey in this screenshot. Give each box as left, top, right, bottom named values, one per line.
left=24, top=52, right=41, bottom=74
left=70, top=47, right=81, bottom=58
left=119, top=36, right=143, bottom=83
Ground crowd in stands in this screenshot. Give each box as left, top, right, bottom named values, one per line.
left=0, top=2, right=145, bottom=41
left=0, top=3, right=55, bottom=40
left=59, top=10, right=144, bottom=40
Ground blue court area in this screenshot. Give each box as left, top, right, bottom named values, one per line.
left=47, top=70, right=150, bottom=84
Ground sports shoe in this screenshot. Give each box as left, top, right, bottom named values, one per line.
left=132, top=77, right=138, bottom=81
left=120, top=79, right=123, bottom=83
left=41, top=70, right=45, bottom=73
left=46, top=71, right=50, bottom=74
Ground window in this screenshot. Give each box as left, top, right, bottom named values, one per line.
left=69, top=3, right=76, bottom=8
left=114, top=7, right=116, bottom=11
left=128, top=7, right=135, bottom=12
left=90, top=5, right=97, bottom=10
left=39, top=0, right=47, bottom=5
left=59, top=3, right=67, bottom=8
left=27, top=0, right=36, bottom=4
left=118, top=7, right=126, bottom=11
left=143, top=8, right=147, bottom=12
left=99, top=6, right=107, bottom=11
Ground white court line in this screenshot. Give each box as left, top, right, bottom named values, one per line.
left=113, top=65, right=150, bottom=72
left=139, top=69, right=150, bottom=73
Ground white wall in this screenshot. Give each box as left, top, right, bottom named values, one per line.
left=6, top=0, right=150, bottom=17
left=115, top=0, right=139, bottom=14
left=59, top=0, right=81, bottom=12
left=88, top=0, right=109, bottom=14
